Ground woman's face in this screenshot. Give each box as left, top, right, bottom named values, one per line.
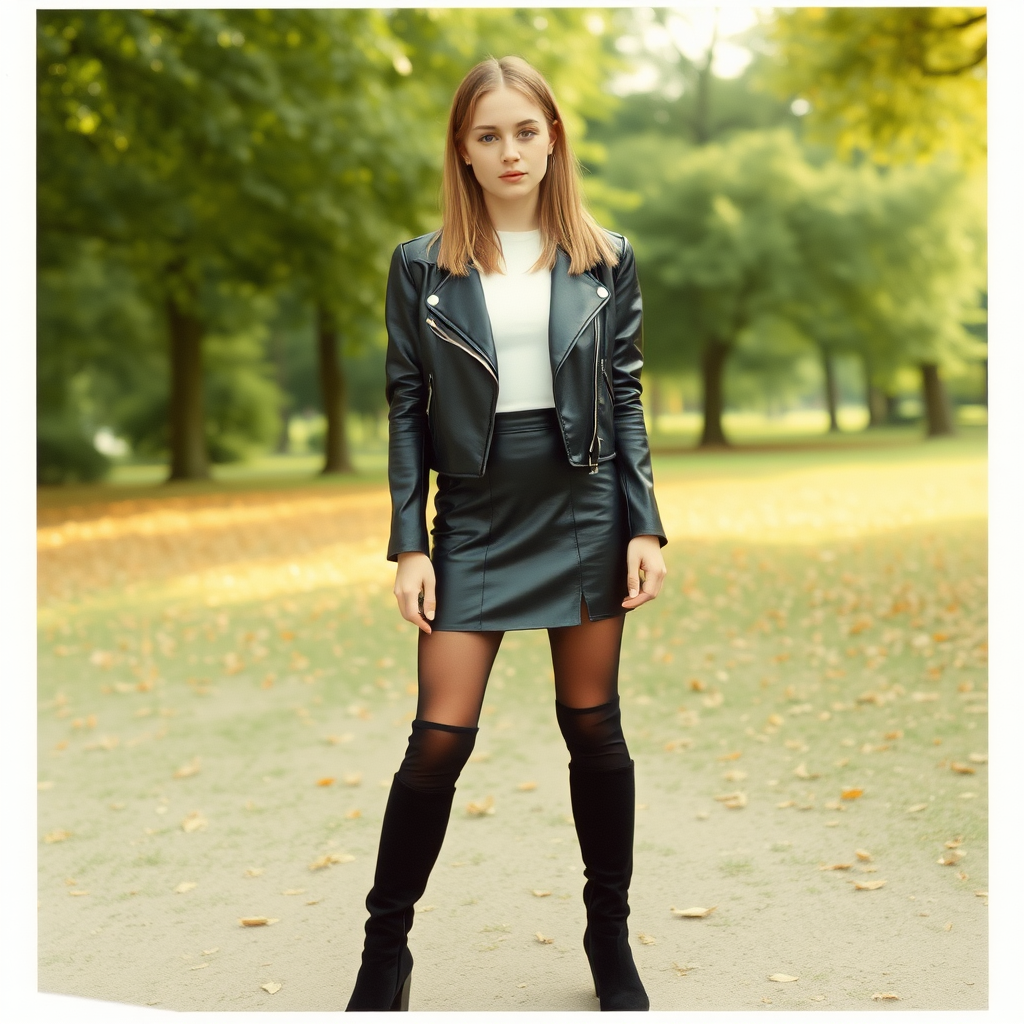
left=460, top=85, right=557, bottom=216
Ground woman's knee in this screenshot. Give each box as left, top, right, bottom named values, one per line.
left=396, top=719, right=479, bottom=792
left=554, top=696, right=631, bottom=771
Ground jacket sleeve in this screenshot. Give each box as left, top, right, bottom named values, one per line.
left=384, top=242, right=431, bottom=562
left=609, top=235, right=668, bottom=547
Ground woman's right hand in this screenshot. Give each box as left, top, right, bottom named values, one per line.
left=393, top=552, right=436, bottom=634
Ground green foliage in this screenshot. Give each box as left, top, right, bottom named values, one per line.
left=761, top=7, right=987, bottom=166
left=37, top=417, right=111, bottom=485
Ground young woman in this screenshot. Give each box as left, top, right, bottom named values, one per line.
left=346, top=55, right=668, bottom=1013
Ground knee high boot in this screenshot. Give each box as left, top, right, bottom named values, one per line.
left=569, top=760, right=650, bottom=1011
left=345, top=776, right=455, bottom=1011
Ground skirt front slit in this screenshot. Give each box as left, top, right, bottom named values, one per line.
left=430, top=408, right=628, bottom=632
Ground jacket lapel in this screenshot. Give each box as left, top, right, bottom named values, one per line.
left=429, top=246, right=609, bottom=378
left=548, top=248, right=609, bottom=373
left=430, top=268, right=498, bottom=374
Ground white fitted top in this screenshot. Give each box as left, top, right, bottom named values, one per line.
left=479, top=229, right=555, bottom=413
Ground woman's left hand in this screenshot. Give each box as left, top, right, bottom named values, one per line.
left=621, top=535, right=667, bottom=609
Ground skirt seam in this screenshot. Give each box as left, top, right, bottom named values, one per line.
left=479, top=464, right=494, bottom=630
left=565, top=464, right=586, bottom=626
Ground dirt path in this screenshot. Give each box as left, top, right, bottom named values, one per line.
left=37, top=451, right=988, bottom=1011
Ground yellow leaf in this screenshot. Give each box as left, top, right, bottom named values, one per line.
left=244, top=867, right=264, bottom=878
left=855, top=849, right=873, bottom=861
left=723, top=769, right=747, bottom=782
left=316, top=777, right=336, bottom=787
left=950, top=762, right=976, bottom=775
left=841, top=788, right=864, bottom=800
left=308, top=852, right=355, bottom=870
left=907, top=803, right=928, bottom=813
left=516, top=781, right=538, bottom=791
left=852, top=880, right=887, bottom=890
left=174, top=881, right=197, bottom=894
left=776, top=800, right=795, bottom=808
left=173, top=757, right=201, bottom=779
left=717, top=750, right=742, bottom=761
left=43, top=829, right=72, bottom=843
left=182, top=811, right=208, bottom=833
left=282, top=889, right=305, bottom=896
left=535, top=932, right=553, bottom=944
left=872, top=992, right=900, bottom=1001
left=190, top=963, right=209, bottom=971
left=670, top=906, right=716, bottom=918
left=531, top=889, right=552, bottom=897
left=637, top=933, right=656, bottom=945
left=937, top=851, right=965, bottom=866
left=466, top=795, right=495, bottom=817
left=793, top=763, right=820, bottom=780
left=343, top=773, right=362, bottom=786
left=768, top=974, right=798, bottom=983
left=819, top=863, right=852, bottom=871
left=345, top=808, right=362, bottom=819
left=943, top=921, right=953, bottom=931
left=968, top=752, right=987, bottom=763
left=68, top=889, right=90, bottom=897
left=240, top=917, right=279, bottom=927
left=261, top=981, right=282, bottom=994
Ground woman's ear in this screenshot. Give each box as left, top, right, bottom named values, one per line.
left=548, top=119, right=559, bottom=156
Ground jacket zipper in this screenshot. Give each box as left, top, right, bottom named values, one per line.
left=589, top=318, right=601, bottom=473
left=426, top=373, right=433, bottom=417
left=425, top=317, right=497, bottom=383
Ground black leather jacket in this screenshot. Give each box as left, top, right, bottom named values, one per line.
left=385, top=228, right=667, bottom=561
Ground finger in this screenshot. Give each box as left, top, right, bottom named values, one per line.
left=422, top=577, right=436, bottom=622
left=643, top=566, right=667, bottom=598
left=626, top=552, right=641, bottom=599
left=399, top=590, right=431, bottom=633
left=621, top=590, right=656, bottom=610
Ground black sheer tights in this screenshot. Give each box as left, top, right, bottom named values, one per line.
left=394, top=601, right=630, bottom=793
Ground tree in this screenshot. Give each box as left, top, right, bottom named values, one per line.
left=762, top=7, right=987, bottom=167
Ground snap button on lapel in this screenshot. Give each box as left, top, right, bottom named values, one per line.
left=427, top=294, right=439, bottom=306
left=596, top=286, right=609, bottom=299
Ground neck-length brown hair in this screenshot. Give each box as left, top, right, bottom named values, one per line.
left=431, top=55, right=619, bottom=277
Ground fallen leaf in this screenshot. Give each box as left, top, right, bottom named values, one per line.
left=637, top=933, right=656, bottom=945
left=38, top=781, right=55, bottom=791
left=670, top=906, right=716, bottom=918
left=535, top=932, right=553, bottom=944
left=43, top=829, right=72, bottom=843
left=950, top=762, right=976, bottom=775
left=793, top=763, right=820, bottom=780
left=852, top=880, right=887, bottom=890
left=531, top=890, right=552, bottom=897
left=768, top=974, right=799, bottom=983
left=945, top=836, right=964, bottom=848
left=937, top=851, right=965, bottom=866
left=841, top=788, right=864, bottom=800
left=872, top=992, right=900, bottom=1001
left=975, top=890, right=988, bottom=898
left=203, top=948, right=219, bottom=955
left=68, top=890, right=90, bottom=897
left=820, top=863, right=853, bottom=871
left=173, top=757, right=201, bottom=779
left=182, top=811, right=208, bottom=833
left=308, top=852, right=355, bottom=870
left=190, top=963, right=209, bottom=971
left=466, top=796, right=496, bottom=817
left=174, top=881, right=197, bottom=894
left=943, top=921, right=953, bottom=931
left=282, top=889, right=305, bottom=896
left=345, top=809, right=362, bottom=819
left=717, top=750, right=742, bottom=761
left=968, top=753, right=987, bottom=763
left=907, top=803, right=928, bottom=813
left=855, top=849, right=873, bottom=861
left=240, top=917, right=279, bottom=927
left=261, top=982, right=282, bottom=994
left=343, top=773, right=362, bottom=786
left=516, top=781, right=538, bottom=791
left=723, top=769, right=748, bottom=782
left=911, top=691, right=939, bottom=702
left=244, top=867, right=264, bottom=877
left=316, top=777, right=336, bottom=787
left=776, top=800, right=796, bottom=809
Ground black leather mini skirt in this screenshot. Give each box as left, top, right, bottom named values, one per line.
left=429, top=408, right=629, bottom=631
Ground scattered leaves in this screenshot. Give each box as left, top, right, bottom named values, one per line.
left=174, top=882, right=197, bottom=894
left=637, top=933, right=656, bottom=945
left=950, top=762, right=976, bottom=775
left=308, top=852, right=355, bottom=870
left=852, top=879, right=887, bottom=890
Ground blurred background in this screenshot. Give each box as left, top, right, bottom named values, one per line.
left=37, top=6, right=987, bottom=487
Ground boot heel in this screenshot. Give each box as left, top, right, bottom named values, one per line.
left=391, top=972, right=411, bottom=1011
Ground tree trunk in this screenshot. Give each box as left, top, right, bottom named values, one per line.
left=166, top=293, right=210, bottom=481
left=317, top=304, right=354, bottom=474
left=822, top=351, right=840, bottom=432
left=920, top=362, right=956, bottom=437
left=699, top=340, right=731, bottom=448
left=884, top=392, right=901, bottom=424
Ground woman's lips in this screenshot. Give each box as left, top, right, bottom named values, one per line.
left=500, top=172, right=525, bottom=181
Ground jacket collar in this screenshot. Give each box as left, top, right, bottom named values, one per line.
left=428, top=246, right=610, bottom=375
